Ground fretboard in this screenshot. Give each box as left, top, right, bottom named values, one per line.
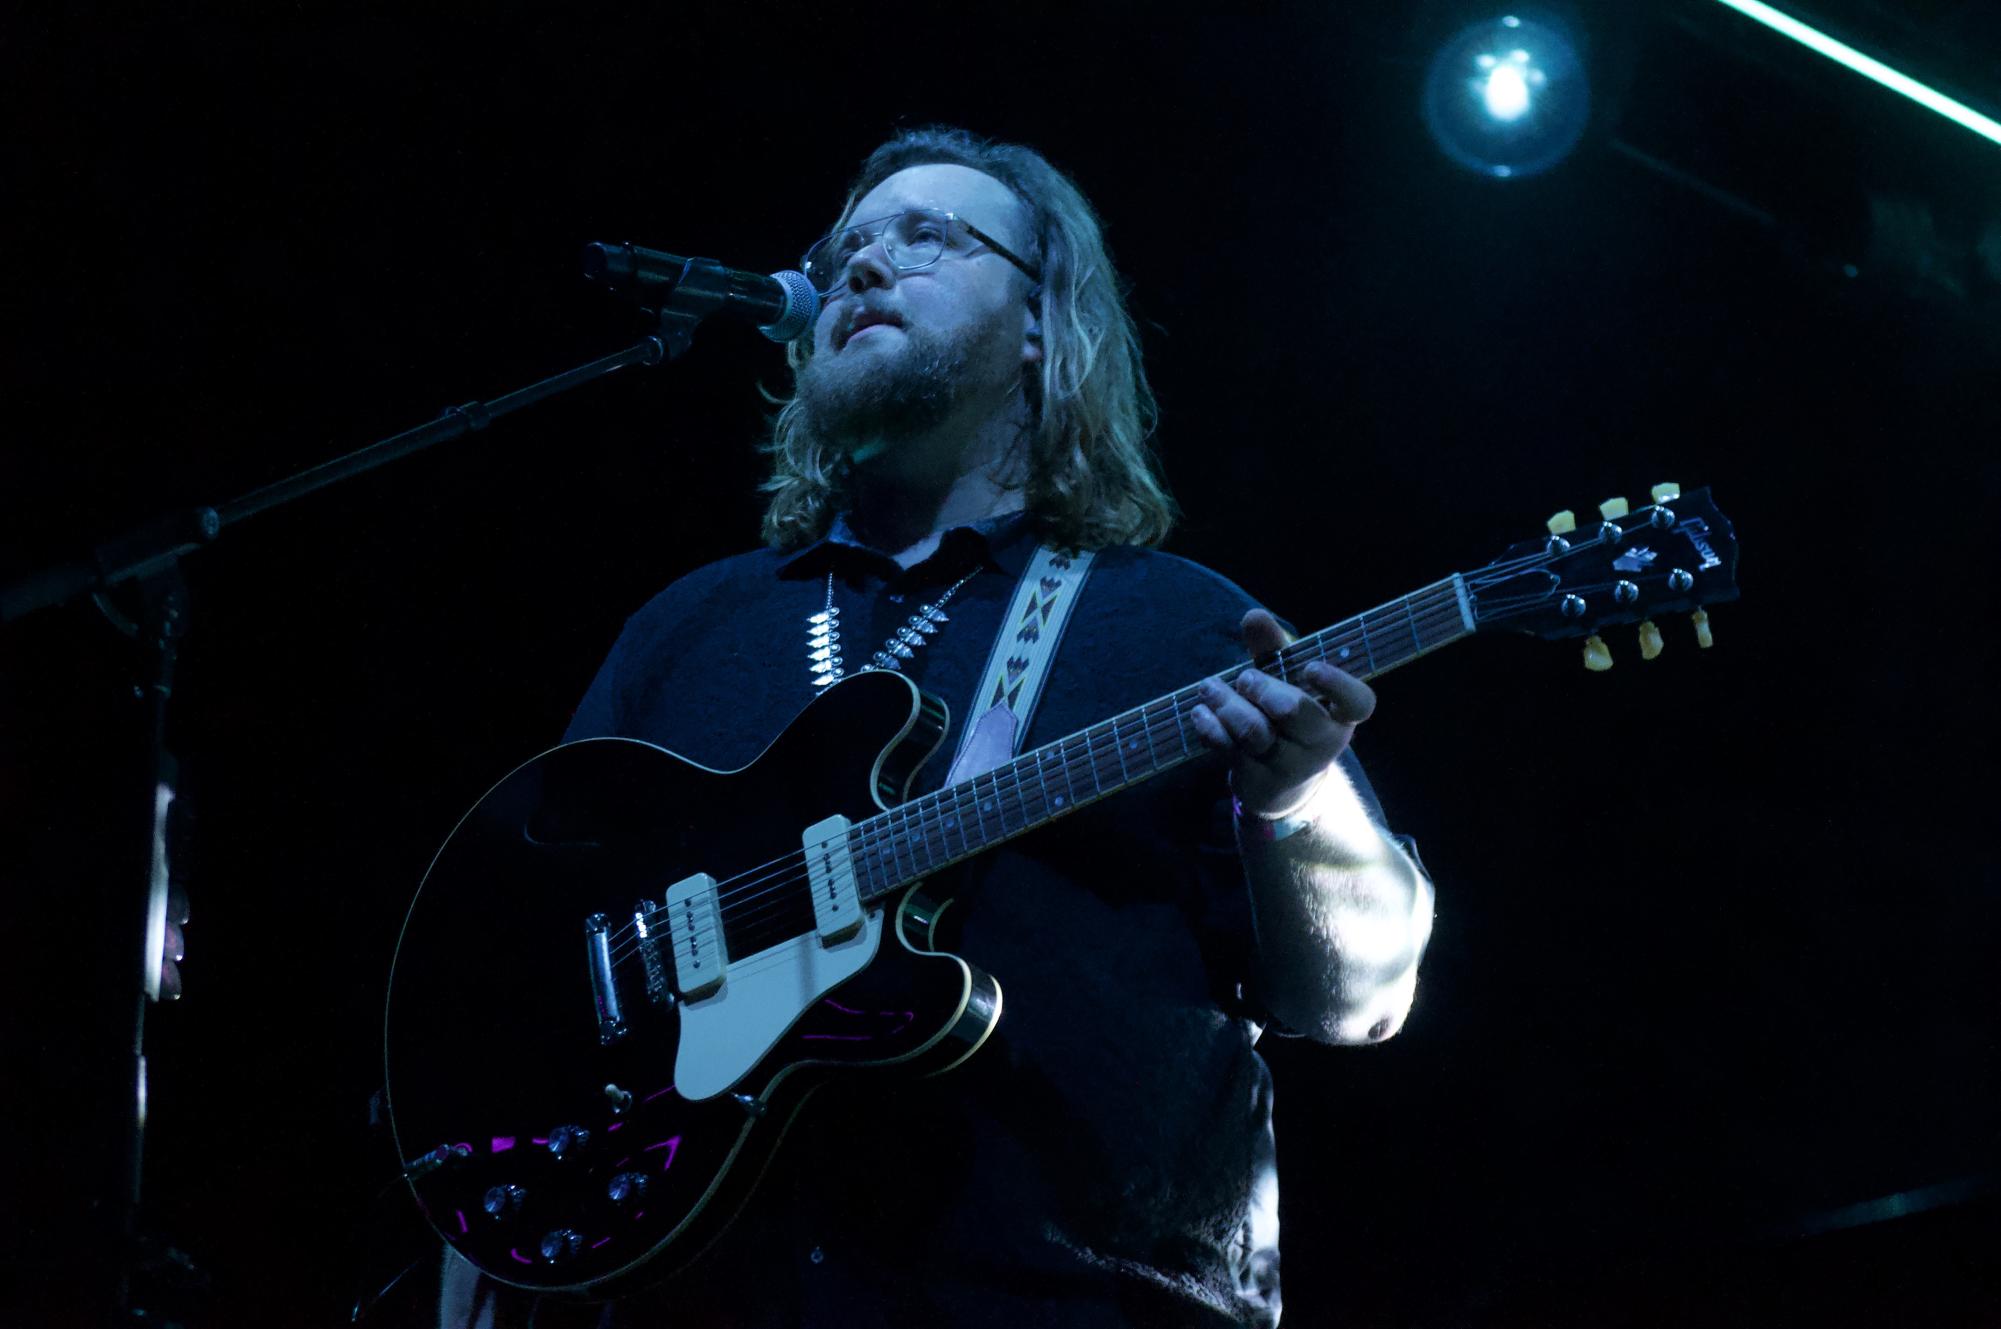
left=849, top=575, right=1473, bottom=904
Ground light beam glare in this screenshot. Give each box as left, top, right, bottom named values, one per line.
left=1485, top=65, right=1532, bottom=120
left=1709, top=0, right=2001, bottom=147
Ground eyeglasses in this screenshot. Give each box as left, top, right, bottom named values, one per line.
left=801, top=208, right=1042, bottom=296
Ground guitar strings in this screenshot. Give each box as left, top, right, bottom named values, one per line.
left=599, top=537, right=1654, bottom=965
left=601, top=558, right=1624, bottom=971
left=610, top=578, right=1481, bottom=938
left=605, top=559, right=1682, bottom=988
left=605, top=585, right=1488, bottom=965
left=607, top=586, right=1472, bottom=957
left=604, top=588, right=1480, bottom=969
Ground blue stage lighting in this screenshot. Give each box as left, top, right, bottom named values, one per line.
left=1423, top=14, right=1591, bottom=178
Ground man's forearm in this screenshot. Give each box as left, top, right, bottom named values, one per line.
left=1237, top=768, right=1435, bottom=1044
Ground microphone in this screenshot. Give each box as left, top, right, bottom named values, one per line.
left=581, top=242, right=819, bottom=343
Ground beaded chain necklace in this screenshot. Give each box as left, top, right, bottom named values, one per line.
left=806, top=568, right=980, bottom=690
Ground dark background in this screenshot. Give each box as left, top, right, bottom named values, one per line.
left=4, top=2, right=1997, bottom=1325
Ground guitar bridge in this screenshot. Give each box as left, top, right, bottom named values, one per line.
left=632, top=903, right=676, bottom=1009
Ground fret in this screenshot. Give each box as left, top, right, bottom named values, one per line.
left=849, top=827, right=875, bottom=898
left=1404, top=594, right=1421, bottom=656
left=1358, top=612, right=1376, bottom=675
left=911, top=802, right=940, bottom=878
left=997, top=762, right=1027, bottom=836
left=1030, top=749, right=1055, bottom=817
left=927, top=797, right=952, bottom=869
left=1049, top=744, right=1079, bottom=813
left=862, top=822, right=891, bottom=893
left=943, top=783, right=973, bottom=860
left=1127, top=708, right=1154, bottom=778
left=982, top=770, right=1009, bottom=844
left=1077, top=729, right=1105, bottom=800
left=889, top=804, right=915, bottom=881
left=960, top=776, right=987, bottom=854
left=895, top=801, right=919, bottom=880
left=924, top=790, right=951, bottom=865
left=1090, top=720, right=1122, bottom=793
left=1110, top=714, right=1133, bottom=787
left=1006, top=752, right=1026, bottom=824
left=1328, top=624, right=1358, bottom=671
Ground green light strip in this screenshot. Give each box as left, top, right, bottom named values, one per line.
left=1710, top=0, right=2001, bottom=147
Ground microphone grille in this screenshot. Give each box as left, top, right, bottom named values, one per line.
left=760, top=270, right=820, bottom=343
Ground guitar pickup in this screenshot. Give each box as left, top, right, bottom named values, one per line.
left=664, top=872, right=727, bottom=999
left=801, top=815, right=864, bottom=944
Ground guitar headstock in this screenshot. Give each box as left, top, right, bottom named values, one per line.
left=1466, top=483, right=1739, bottom=667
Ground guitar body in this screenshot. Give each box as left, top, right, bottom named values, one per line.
left=384, top=671, right=1000, bottom=1297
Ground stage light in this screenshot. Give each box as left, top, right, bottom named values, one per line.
left=1423, top=13, right=1591, bottom=179
left=1708, top=0, right=2001, bottom=148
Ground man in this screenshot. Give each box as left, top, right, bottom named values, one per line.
left=442, top=125, right=1433, bottom=1329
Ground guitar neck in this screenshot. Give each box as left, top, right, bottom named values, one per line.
left=852, top=574, right=1474, bottom=905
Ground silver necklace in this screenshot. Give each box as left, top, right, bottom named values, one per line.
left=807, top=568, right=978, bottom=690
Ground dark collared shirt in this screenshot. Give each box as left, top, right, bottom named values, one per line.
left=562, top=514, right=1395, bottom=1328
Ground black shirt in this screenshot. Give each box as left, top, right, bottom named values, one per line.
left=562, top=514, right=1395, bottom=1328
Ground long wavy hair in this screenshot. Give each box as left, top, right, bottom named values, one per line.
left=760, top=126, right=1176, bottom=552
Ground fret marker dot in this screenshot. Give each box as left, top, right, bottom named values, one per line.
left=1053, top=796, right=1065, bottom=808
left=1338, top=646, right=1352, bottom=659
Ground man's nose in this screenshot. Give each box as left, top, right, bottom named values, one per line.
left=842, top=238, right=895, bottom=294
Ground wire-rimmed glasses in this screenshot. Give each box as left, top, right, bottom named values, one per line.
left=801, top=208, right=1041, bottom=296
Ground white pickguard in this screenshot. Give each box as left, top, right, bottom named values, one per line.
left=672, top=908, right=884, bottom=1101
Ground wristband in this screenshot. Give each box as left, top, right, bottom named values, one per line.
left=1233, top=793, right=1315, bottom=843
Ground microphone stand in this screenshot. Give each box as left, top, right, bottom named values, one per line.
left=0, top=278, right=729, bottom=1326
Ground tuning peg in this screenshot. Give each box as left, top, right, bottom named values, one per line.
left=1546, top=509, right=1577, bottom=536
left=1638, top=620, right=1663, bottom=660
left=1650, top=481, right=1680, bottom=503
left=1582, top=634, right=1613, bottom=671
left=1692, top=608, right=1713, bottom=649
left=1598, top=497, right=1629, bottom=520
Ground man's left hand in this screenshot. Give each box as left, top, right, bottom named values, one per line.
left=1192, top=608, right=1377, bottom=819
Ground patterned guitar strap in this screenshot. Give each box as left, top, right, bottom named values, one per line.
left=943, top=544, right=1096, bottom=786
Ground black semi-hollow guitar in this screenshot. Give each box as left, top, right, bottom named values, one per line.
left=384, top=485, right=1739, bottom=1297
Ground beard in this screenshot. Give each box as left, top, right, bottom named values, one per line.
left=794, top=307, right=1022, bottom=455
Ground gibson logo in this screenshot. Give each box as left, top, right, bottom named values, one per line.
left=1681, top=518, right=1722, bottom=570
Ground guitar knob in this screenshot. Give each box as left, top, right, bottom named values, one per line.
left=538, top=1228, right=585, bottom=1265
left=1598, top=497, right=1629, bottom=520
left=1583, top=635, right=1613, bottom=671
left=1638, top=621, right=1663, bottom=660
left=482, top=1184, right=527, bottom=1221
left=1692, top=608, right=1713, bottom=649
left=546, top=1125, right=591, bottom=1160
left=1650, top=481, right=1681, bottom=503
left=1545, top=509, right=1577, bottom=536
left=606, top=1171, right=650, bottom=1208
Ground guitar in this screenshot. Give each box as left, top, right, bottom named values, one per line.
left=384, top=484, right=1739, bottom=1296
